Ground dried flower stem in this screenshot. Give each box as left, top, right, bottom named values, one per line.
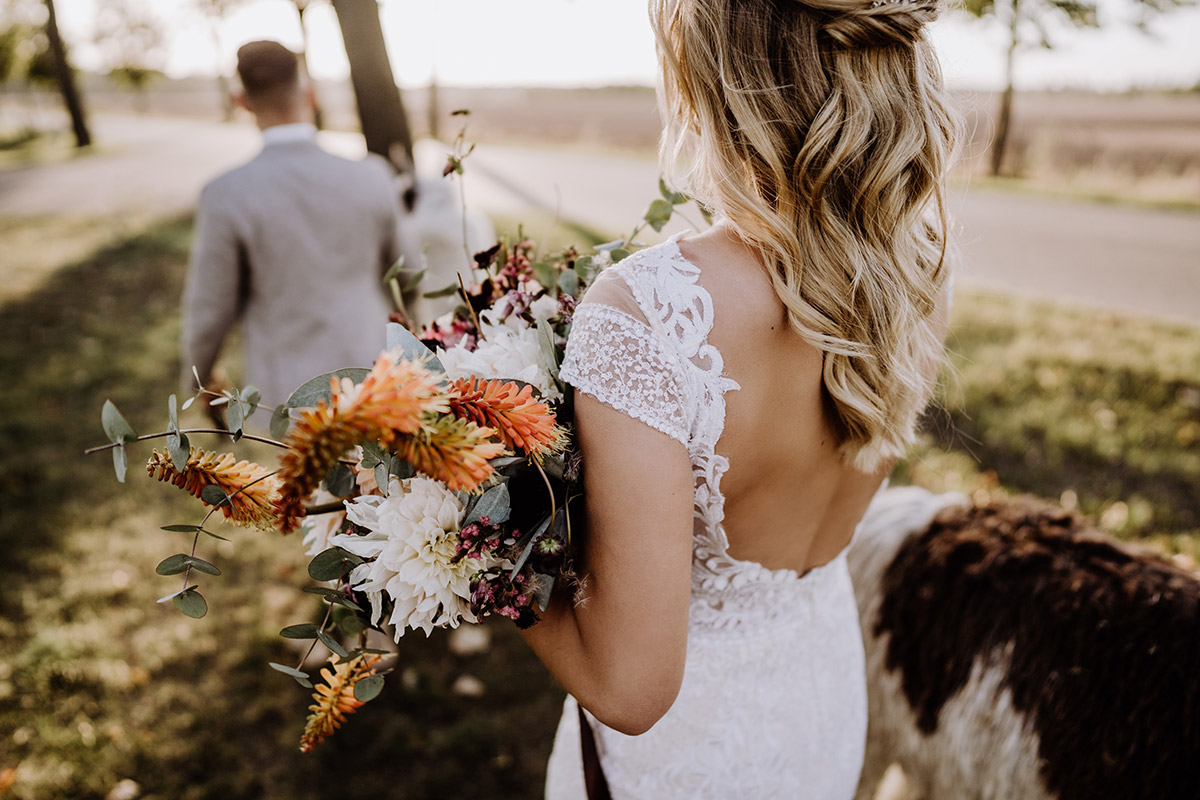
left=457, top=272, right=485, bottom=342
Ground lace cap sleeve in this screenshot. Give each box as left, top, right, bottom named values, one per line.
left=560, top=269, right=692, bottom=445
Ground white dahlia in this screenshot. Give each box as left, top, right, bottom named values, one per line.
left=436, top=320, right=562, bottom=402
left=329, top=476, right=502, bottom=638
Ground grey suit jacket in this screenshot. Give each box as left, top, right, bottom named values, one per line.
left=182, top=137, right=408, bottom=407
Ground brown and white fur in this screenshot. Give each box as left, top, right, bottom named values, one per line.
left=849, top=487, right=1200, bottom=800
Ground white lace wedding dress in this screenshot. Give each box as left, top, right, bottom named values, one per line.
left=545, top=239, right=868, bottom=799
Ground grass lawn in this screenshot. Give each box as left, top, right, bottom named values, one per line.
left=0, top=217, right=1196, bottom=798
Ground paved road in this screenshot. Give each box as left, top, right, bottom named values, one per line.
left=2, top=114, right=1196, bottom=324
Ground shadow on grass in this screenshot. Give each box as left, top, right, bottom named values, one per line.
left=913, top=291, right=1200, bottom=544
left=0, top=217, right=562, bottom=799
left=0, top=216, right=193, bottom=603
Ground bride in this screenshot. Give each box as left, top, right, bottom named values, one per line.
left=521, top=0, right=957, bottom=795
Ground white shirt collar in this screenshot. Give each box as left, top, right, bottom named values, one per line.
left=261, top=122, right=318, bottom=147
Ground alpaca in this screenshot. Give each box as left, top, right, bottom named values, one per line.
left=849, top=487, right=1200, bottom=800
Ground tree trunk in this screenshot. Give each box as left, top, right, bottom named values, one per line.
left=427, top=72, right=439, bottom=141
left=43, top=0, right=91, bottom=148
left=207, top=22, right=234, bottom=122
left=990, top=0, right=1020, bottom=177
left=330, top=0, right=416, bottom=207
left=295, top=4, right=325, bottom=130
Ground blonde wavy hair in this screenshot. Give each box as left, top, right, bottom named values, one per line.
left=650, top=0, right=958, bottom=472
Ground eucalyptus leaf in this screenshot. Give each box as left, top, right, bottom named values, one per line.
left=269, top=405, right=291, bottom=440
left=389, top=457, right=414, bottom=480
left=303, top=586, right=353, bottom=599
left=308, top=547, right=362, bottom=582
left=423, top=283, right=460, bottom=299
left=168, top=432, right=190, bottom=473
left=227, top=393, right=244, bottom=441
left=404, top=266, right=428, bottom=291
left=242, top=386, right=261, bottom=413
left=317, top=630, right=351, bottom=659
left=268, top=662, right=309, bottom=679
left=101, top=399, right=137, bottom=444
left=385, top=323, right=445, bottom=374
left=659, top=177, right=689, bottom=205
left=558, top=269, right=580, bottom=298
left=360, top=441, right=385, bottom=469
left=156, top=554, right=191, bottom=576
left=383, top=255, right=406, bottom=284
left=535, top=319, right=560, bottom=382
left=187, top=556, right=221, bottom=576
left=279, top=623, right=321, bottom=639
left=333, top=605, right=366, bottom=633
left=354, top=674, right=385, bottom=702
left=489, top=456, right=527, bottom=471
left=464, top=482, right=511, bottom=526
left=532, top=261, right=557, bottom=291
left=200, top=485, right=229, bottom=508
left=285, top=369, right=370, bottom=409
left=531, top=572, right=555, bottom=613
left=168, top=394, right=179, bottom=431
left=305, top=587, right=364, bottom=612
left=510, top=513, right=554, bottom=577
left=541, top=453, right=566, bottom=482
left=161, top=524, right=202, bottom=533
left=156, top=586, right=192, bottom=604
left=200, top=529, right=229, bottom=542
left=610, top=248, right=631, bottom=263
left=112, top=444, right=128, bottom=483
left=644, top=198, right=674, bottom=232
left=173, top=589, right=207, bottom=618
left=574, top=254, right=595, bottom=280
left=323, top=463, right=356, bottom=498
left=373, top=463, right=389, bottom=497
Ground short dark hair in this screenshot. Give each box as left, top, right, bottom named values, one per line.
left=236, top=40, right=299, bottom=108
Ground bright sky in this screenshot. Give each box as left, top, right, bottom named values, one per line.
left=49, top=0, right=1200, bottom=92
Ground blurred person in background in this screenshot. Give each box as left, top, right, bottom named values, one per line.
left=180, top=39, right=419, bottom=422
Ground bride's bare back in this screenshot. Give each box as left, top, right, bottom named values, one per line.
left=680, top=224, right=893, bottom=575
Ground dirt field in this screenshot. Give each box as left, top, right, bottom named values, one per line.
left=8, top=80, right=1198, bottom=205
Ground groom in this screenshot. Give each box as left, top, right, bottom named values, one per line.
left=181, top=40, right=417, bottom=420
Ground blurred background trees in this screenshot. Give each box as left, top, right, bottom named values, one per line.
left=961, top=0, right=1197, bottom=176
left=193, top=0, right=246, bottom=122
left=92, top=0, right=166, bottom=113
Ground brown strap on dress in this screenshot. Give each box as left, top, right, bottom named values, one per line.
left=578, top=703, right=612, bottom=800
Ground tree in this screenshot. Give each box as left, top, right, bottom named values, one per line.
left=42, top=0, right=90, bottom=146
left=961, top=0, right=1195, bottom=176
left=289, top=0, right=325, bottom=129
left=330, top=0, right=416, bottom=207
left=93, top=0, right=166, bottom=113
left=193, top=0, right=246, bottom=122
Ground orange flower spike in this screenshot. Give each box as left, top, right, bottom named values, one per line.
left=394, top=414, right=506, bottom=492
left=274, top=353, right=451, bottom=534
left=147, top=448, right=280, bottom=530
left=298, top=654, right=382, bottom=753
left=448, top=377, right=567, bottom=458
left=273, top=395, right=362, bottom=534
left=345, top=352, right=448, bottom=439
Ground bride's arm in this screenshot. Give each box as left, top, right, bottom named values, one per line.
left=519, top=390, right=695, bottom=736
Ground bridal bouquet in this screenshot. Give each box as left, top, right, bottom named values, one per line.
left=89, top=179, right=695, bottom=752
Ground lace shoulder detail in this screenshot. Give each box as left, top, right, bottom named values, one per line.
left=559, top=280, right=692, bottom=445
